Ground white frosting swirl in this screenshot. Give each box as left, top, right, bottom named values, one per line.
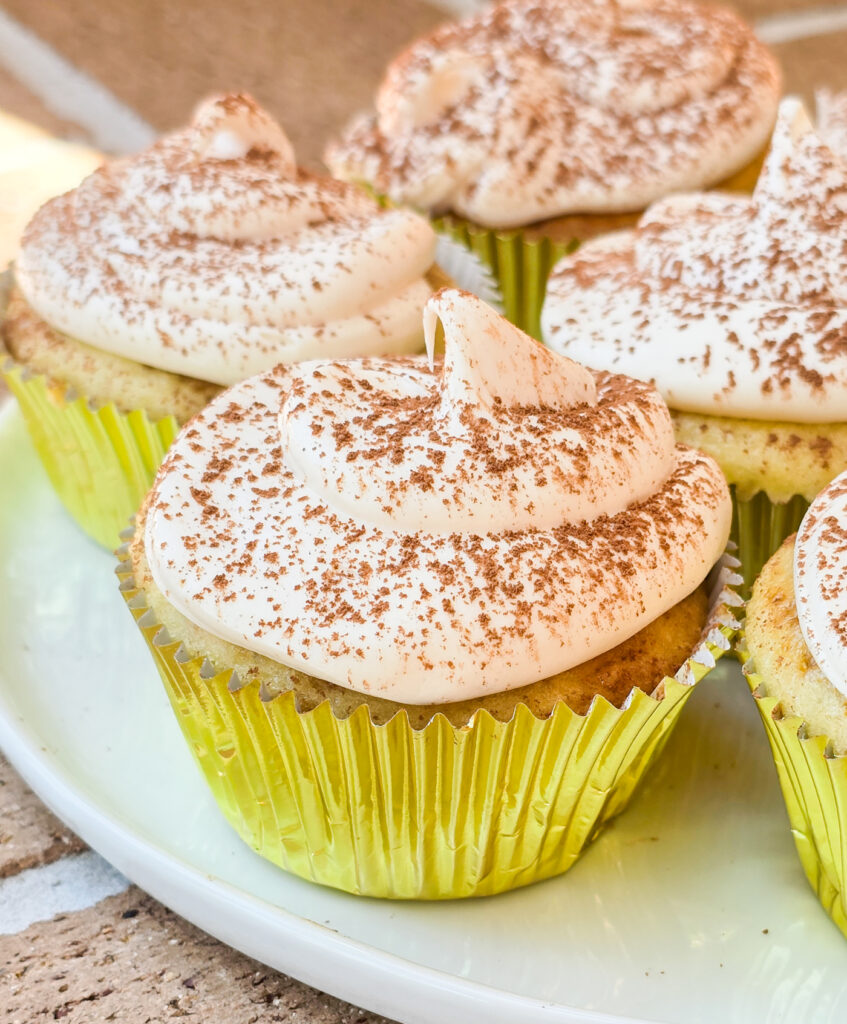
left=326, top=0, right=780, bottom=228
left=817, top=89, right=847, bottom=163
left=145, top=289, right=730, bottom=704
left=15, top=94, right=438, bottom=385
left=542, top=98, right=847, bottom=422
left=794, top=470, right=847, bottom=697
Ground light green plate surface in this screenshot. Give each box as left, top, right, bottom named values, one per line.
left=1, top=402, right=847, bottom=1023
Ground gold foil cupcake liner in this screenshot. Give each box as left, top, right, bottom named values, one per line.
left=433, top=215, right=573, bottom=340
left=1, top=348, right=178, bottom=550
left=117, top=538, right=742, bottom=900
left=731, top=488, right=809, bottom=594
left=740, top=637, right=847, bottom=938
left=433, top=233, right=504, bottom=312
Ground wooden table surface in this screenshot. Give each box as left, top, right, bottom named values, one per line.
left=1, top=1, right=846, bottom=1020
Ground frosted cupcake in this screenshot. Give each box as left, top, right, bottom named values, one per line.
left=543, top=98, right=847, bottom=587
left=1, top=93, right=443, bottom=549
left=118, top=288, right=738, bottom=899
left=743, top=470, right=847, bottom=937
left=326, top=0, right=780, bottom=337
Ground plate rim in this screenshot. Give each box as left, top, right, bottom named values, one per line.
left=0, top=399, right=659, bottom=1024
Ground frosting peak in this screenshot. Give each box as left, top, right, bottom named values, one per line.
left=749, top=99, right=847, bottom=304
left=16, top=93, right=438, bottom=385
left=634, top=98, right=847, bottom=306
left=282, top=289, right=673, bottom=534
left=543, top=97, right=847, bottom=422
left=424, top=288, right=596, bottom=413
left=187, top=94, right=296, bottom=169
left=146, top=292, right=731, bottom=704
left=327, top=0, right=780, bottom=227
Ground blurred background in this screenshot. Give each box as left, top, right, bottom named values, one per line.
left=0, top=0, right=846, bottom=166
left=1, top=2, right=847, bottom=1021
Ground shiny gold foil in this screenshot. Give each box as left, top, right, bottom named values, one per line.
left=741, top=637, right=847, bottom=938
left=731, top=489, right=809, bottom=595
left=432, top=217, right=573, bottom=340
left=118, top=542, right=740, bottom=900
left=1, top=353, right=178, bottom=549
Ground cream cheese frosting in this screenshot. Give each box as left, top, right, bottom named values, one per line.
left=794, top=470, right=847, bottom=698
left=15, top=94, right=438, bottom=386
left=817, top=89, right=847, bottom=163
left=144, top=289, right=730, bottom=704
left=542, top=98, right=847, bottom=422
left=325, top=0, right=780, bottom=229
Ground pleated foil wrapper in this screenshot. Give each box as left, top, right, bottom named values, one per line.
left=741, top=637, right=847, bottom=939
left=117, top=535, right=742, bottom=900
left=433, top=216, right=573, bottom=341
left=365, top=187, right=572, bottom=339
left=1, top=349, right=179, bottom=550
left=730, top=488, right=810, bottom=595
left=433, top=233, right=504, bottom=313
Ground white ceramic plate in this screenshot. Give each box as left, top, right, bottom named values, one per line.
left=1, top=401, right=846, bottom=1024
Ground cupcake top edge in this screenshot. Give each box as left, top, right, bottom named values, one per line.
left=795, top=469, right=847, bottom=697
left=14, top=92, right=438, bottom=386
left=325, top=0, right=780, bottom=228
left=144, top=289, right=731, bottom=705
left=542, top=95, right=847, bottom=424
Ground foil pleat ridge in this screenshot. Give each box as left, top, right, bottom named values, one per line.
left=741, top=635, right=847, bottom=937
left=117, top=538, right=736, bottom=898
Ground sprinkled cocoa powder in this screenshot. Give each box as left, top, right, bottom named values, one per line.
left=326, top=0, right=779, bottom=226
left=17, top=93, right=438, bottom=385
left=144, top=314, right=730, bottom=703
left=544, top=99, right=847, bottom=419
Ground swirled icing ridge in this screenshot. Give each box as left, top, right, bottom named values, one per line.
left=145, top=290, right=730, bottom=704
left=16, top=94, right=437, bottom=385
left=542, top=98, right=847, bottom=422
left=327, top=0, right=780, bottom=227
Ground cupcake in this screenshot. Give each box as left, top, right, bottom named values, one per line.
left=542, top=98, right=847, bottom=589
left=118, top=288, right=738, bottom=899
left=1, top=93, right=444, bottom=549
left=743, top=470, right=847, bottom=937
left=326, top=0, right=780, bottom=338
